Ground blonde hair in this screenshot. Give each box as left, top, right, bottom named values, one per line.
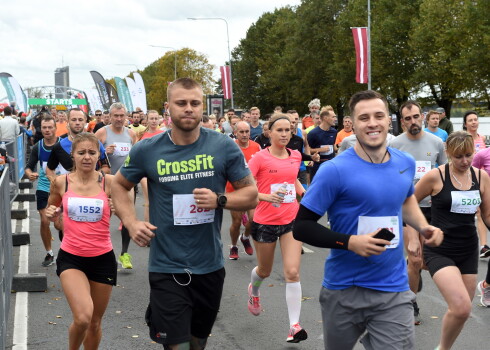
left=446, top=131, right=474, bottom=157
left=268, top=113, right=291, bottom=131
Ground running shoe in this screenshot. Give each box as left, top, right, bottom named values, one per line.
left=286, top=323, right=308, bottom=343
left=413, top=301, right=422, bottom=325
left=241, top=213, right=249, bottom=226
left=477, top=280, right=490, bottom=307
left=480, top=245, right=490, bottom=258
left=119, top=253, right=133, bottom=269
left=42, top=253, right=54, bottom=267
left=240, top=235, right=253, bottom=256
left=229, top=246, right=239, bottom=260
left=248, top=283, right=261, bottom=316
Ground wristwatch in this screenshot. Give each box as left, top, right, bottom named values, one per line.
left=216, top=192, right=227, bottom=208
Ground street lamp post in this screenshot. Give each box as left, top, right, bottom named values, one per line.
left=149, top=45, right=177, bottom=81
left=187, top=17, right=234, bottom=109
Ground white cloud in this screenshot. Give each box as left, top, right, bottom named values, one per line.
left=0, top=0, right=300, bottom=103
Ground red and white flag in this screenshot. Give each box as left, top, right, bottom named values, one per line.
left=352, top=27, right=369, bottom=84
left=220, top=65, right=232, bottom=99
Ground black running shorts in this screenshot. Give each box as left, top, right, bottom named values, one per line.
left=251, top=220, right=295, bottom=243
left=145, top=268, right=225, bottom=345
left=56, top=249, right=117, bottom=286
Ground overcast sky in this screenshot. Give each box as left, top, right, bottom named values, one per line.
left=0, top=0, right=301, bottom=98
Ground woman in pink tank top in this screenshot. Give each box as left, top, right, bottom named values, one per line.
left=246, top=114, right=308, bottom=343
left=46, top=133, right=117, bottom=349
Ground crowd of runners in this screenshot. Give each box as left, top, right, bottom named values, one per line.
left=9, top=77, right=490, bottom=350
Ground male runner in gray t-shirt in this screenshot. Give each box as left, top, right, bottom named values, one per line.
left=389, top=100, right=447, bottom=325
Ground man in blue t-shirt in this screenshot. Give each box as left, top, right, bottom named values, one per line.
left=306, top=109, right=337, bottom=182
left=424, top=110, right=448, bottom=142
left=112, top=78, right=258, bottom=350
left=293, top=90, right=443, bottom=350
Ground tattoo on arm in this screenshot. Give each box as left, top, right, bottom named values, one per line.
left=231, top=174, right=255, bottom=190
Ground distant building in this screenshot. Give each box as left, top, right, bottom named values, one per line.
left=54, top=66, right=69, bottom=98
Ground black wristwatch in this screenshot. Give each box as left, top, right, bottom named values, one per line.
left=216, top=192, right=227, bottom=208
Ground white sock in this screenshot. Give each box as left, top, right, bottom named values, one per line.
left=251, top=266, right=264, bottom=296
left=240, top=234, right=249, bottom=241
left=286, top=281, right=302, bottom=326
left=47, top=250, right=53, bottom=256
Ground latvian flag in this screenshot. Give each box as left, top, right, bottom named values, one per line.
left=351, top=27, right=368, bottom=84
left=220, top=65, right=232, bottom=99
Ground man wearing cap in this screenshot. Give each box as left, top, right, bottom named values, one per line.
left=436, top=107, right=453, bottom=135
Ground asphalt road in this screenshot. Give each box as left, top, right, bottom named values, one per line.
left=6, top=188, right=490, bottom=350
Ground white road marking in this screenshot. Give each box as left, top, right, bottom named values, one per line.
left=302, top=246, right=314, bottom=253
left=12, top=201, right=30, bottom=350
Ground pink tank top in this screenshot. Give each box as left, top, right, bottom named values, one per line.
left=61, top=175, right=112, bottom=257
left=474, top=134, right=486, bottom=153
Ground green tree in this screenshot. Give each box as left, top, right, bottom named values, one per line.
left=232, top=7, right=296, bottom=112
left=127, top=48, right=215, bottom=111
left=409, top=0, right=473, bottom=117
left=465, top=0, right=490, bottom=109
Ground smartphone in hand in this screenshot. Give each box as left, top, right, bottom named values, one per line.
left=373, top=228, right=395, bottom=247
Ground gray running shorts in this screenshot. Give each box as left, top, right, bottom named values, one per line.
left=320, top=286, right=415, bottom=350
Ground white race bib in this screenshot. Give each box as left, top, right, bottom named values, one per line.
left=450, top=190, right=481, bottom=214
left=320, top=145, right=333, bottom=156
left=270, top=183, right=296, bottom=203
left=173, top=194, right=215, bottom=225
left=357, top=216, right=400, bottom=249
left=113, top=142, right=131, bottom=157
left=414, top=161, right=431, bottom=180
left=67, top=197, right=104, bottom=222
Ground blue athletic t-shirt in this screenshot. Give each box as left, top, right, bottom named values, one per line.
left=120, top=127, right=251, bottom=274
left=301, top=147, right=415, bottom=292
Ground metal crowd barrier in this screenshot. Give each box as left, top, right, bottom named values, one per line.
left=0, top=164, right=13, bottom=350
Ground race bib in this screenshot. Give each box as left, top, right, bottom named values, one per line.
left=450, top=190, right=481, bottom=214
left=270, top=183, right=296, bottom=203
left=67, top=197, right=104, bottom=222
left=113, top=142, right=131, bottom=157
left=320, top=145, right=333, bottom=156
left=173, top=194, right=215, bottom=225
left=357, top=216, right=400, bottom=249
left=414, top=161, right=431, bottom=180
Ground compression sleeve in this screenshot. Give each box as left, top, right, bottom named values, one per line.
left=293, top=204, right=350, bottom=250
left=301, top=151, right=313, bottom=162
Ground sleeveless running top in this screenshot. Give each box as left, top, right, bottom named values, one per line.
left=60, top=174, right=112, bottom=257
left=430, top=165, right=480, bottom=250
left=474, top=134, right=486, bottom=153
left=37, top=137, right=60, bottom=192
left=105, top=126, right=132, bottom=175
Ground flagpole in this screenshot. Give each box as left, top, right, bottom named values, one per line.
left=367, top=0, right=372, bottom=90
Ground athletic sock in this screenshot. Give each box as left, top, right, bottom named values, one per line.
left=240, top=234, right=250, bottom=241
left=286, top=281, right=302, bottom=326
left=47, top=250, right=53, bottom=256
left=251, top=266, right=264, bottom=296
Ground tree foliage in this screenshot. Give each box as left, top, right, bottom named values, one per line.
left=230, top=0, right=489, bottom=117
left=116, top=48, right=214, bottom=112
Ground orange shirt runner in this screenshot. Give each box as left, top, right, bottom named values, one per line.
left=225, top=139, right=261, bottom=192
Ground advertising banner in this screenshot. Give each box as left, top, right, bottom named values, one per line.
left=133, top=73, right=147, bottom=113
